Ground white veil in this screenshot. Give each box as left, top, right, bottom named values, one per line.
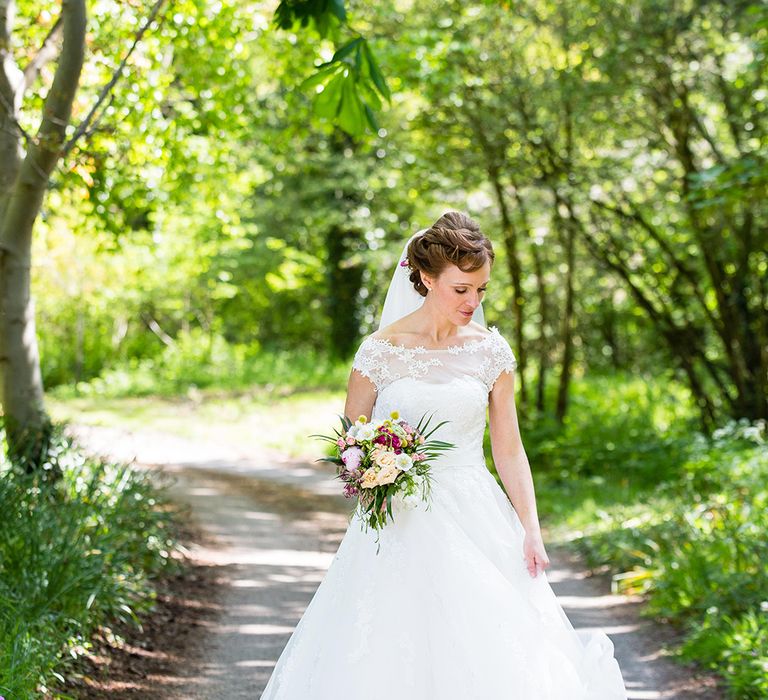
left=378, top=229, right=486, bottom=330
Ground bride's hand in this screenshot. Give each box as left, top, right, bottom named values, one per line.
left=523, top=531, right=550, bottom=578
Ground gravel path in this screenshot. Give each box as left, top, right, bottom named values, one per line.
left=71, top=424, right=724, bottom=699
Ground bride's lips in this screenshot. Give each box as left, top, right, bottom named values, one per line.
left=460, top=310, right=473, bottom=318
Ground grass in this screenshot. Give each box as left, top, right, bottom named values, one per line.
left=0, top=426, right=182, bottom=699
left=50, top=331, right=349, bottom=401
left=48, top=388, right=344, bottom=461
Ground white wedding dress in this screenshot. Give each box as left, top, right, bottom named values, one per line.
left=260, top=325, right=627, bottom=699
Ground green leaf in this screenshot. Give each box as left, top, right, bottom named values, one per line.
left=329, top=0, right=347, bottom=23
left=329, top=37, right=363, bottom=65
left=363, top=41, right=390, bottom=101
left=299, top=63, right=341, bottom=91
left=364, top=103, right=378, bottom=131
left=337, top=75, right=366, bottom=135
left=314, top=71, right=346, bottom=119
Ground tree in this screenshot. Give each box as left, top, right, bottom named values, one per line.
left=0, top=0, right=87, bottom=466
left=0, top=0, right=389, bottom=466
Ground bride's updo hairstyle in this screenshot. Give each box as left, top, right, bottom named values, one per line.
left=405, top=211, right=495, bottom=298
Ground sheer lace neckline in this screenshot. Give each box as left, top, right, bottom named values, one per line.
left=369, top=325, right=500, bottom=353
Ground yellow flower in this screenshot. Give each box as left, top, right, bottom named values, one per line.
left=357, top=415, right=368, bottom=424
left=390, top=410, right=400, bottom=420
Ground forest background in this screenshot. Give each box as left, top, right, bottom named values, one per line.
left=0, top=0, right=766, bottom=697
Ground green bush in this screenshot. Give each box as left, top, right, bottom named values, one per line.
left=682, top=607, right=768, bottom=699
left=0, top=425, right=181, bottom=699
left=572, top=418, right=768, bottom=698
left=52, top=329, right=349, bottom=399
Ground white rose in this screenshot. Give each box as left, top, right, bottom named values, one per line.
left=393, top=490, right=421, bottom=512
left=403, top=493, right=421, bottom=509
left=358, top=424, right=376, bottom=442
left=376, top=462, right=400, bottom=486
left=394, top=453, right=413, bottom=472
left=373, top=450, right=398, bottom=469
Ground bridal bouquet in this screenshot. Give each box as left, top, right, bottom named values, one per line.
left=312, top=411, right=455, bottom=541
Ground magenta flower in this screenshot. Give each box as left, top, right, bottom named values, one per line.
left=374, top=430, right=402, bottom=452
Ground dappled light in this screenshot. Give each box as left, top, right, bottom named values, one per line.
left=1, top=0, right=765, bottom=696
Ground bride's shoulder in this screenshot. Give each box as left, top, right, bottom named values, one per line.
left=368, top=320, right=416, bottom=347
left=469, top=320, right=494, bottom=338
left=371, top=320, right=494, bottom=346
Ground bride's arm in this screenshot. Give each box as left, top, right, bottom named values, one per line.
left=343, top=369, right=377, bottom=423
left=488, top=371, right=550, bottom=577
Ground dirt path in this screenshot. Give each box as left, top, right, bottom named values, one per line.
left=71, top=424, right=723, bottom=700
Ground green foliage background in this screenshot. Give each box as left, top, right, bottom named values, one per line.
left=7, top=0, right=767, bottom=695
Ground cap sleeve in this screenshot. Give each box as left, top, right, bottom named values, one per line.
left=351, top=335, right=389, bottom=392
left=484, top=328, right=518, bottom=392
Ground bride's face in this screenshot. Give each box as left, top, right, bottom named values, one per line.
left=422, top=261, right=491, bottom=325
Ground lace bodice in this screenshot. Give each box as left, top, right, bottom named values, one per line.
left=351, top=325, right=517, bottom=467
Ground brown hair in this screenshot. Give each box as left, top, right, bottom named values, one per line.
left=404, top=211, right=494, bottom=297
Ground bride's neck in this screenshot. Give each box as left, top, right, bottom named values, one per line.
left=413, top=300, right=460, bottom=343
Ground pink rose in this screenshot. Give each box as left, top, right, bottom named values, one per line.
left=341, top=446, right=364, bottom=470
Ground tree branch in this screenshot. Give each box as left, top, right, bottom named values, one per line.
left=17, top=16, right=63, bottom=101
left=0, top=88, right=32, bottom=143
left=61, top=0, right=169, bottom=158
left=583, top=206, right=737, bottom=408
left=590, top=196, right=723, bottom=337
left=0, top=0, right=86, bottom=254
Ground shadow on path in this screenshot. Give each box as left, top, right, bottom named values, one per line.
left=70, top=424, right=724, bottom=700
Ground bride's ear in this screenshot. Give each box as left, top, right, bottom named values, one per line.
left=420, top=271, right=433, bottom=292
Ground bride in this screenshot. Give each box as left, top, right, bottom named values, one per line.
left=260, top=211, right=627, bottom=699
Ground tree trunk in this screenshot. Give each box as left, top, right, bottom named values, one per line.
left=489, top=170, right=527, bottom=408
left=326, top=222, right=364, bottom=360
left=553, top=196, right=576, bottom=424
left=0, top=0, right=87, bottom=465
left=511, top=185, right=547, bottom=414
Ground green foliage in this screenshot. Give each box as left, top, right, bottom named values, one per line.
left=682, top=607, right=768, bottom=700
left=569, top=418, right=768, bottom=697
left=51, top=329, right=349, bottom=399
left=274, top=0, right=347, bottom=36
left=300, top=36, right=391, bottom=133
left=526, top=371, right=695, bottom=484
left=0, top=425, right=181, bottom=699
